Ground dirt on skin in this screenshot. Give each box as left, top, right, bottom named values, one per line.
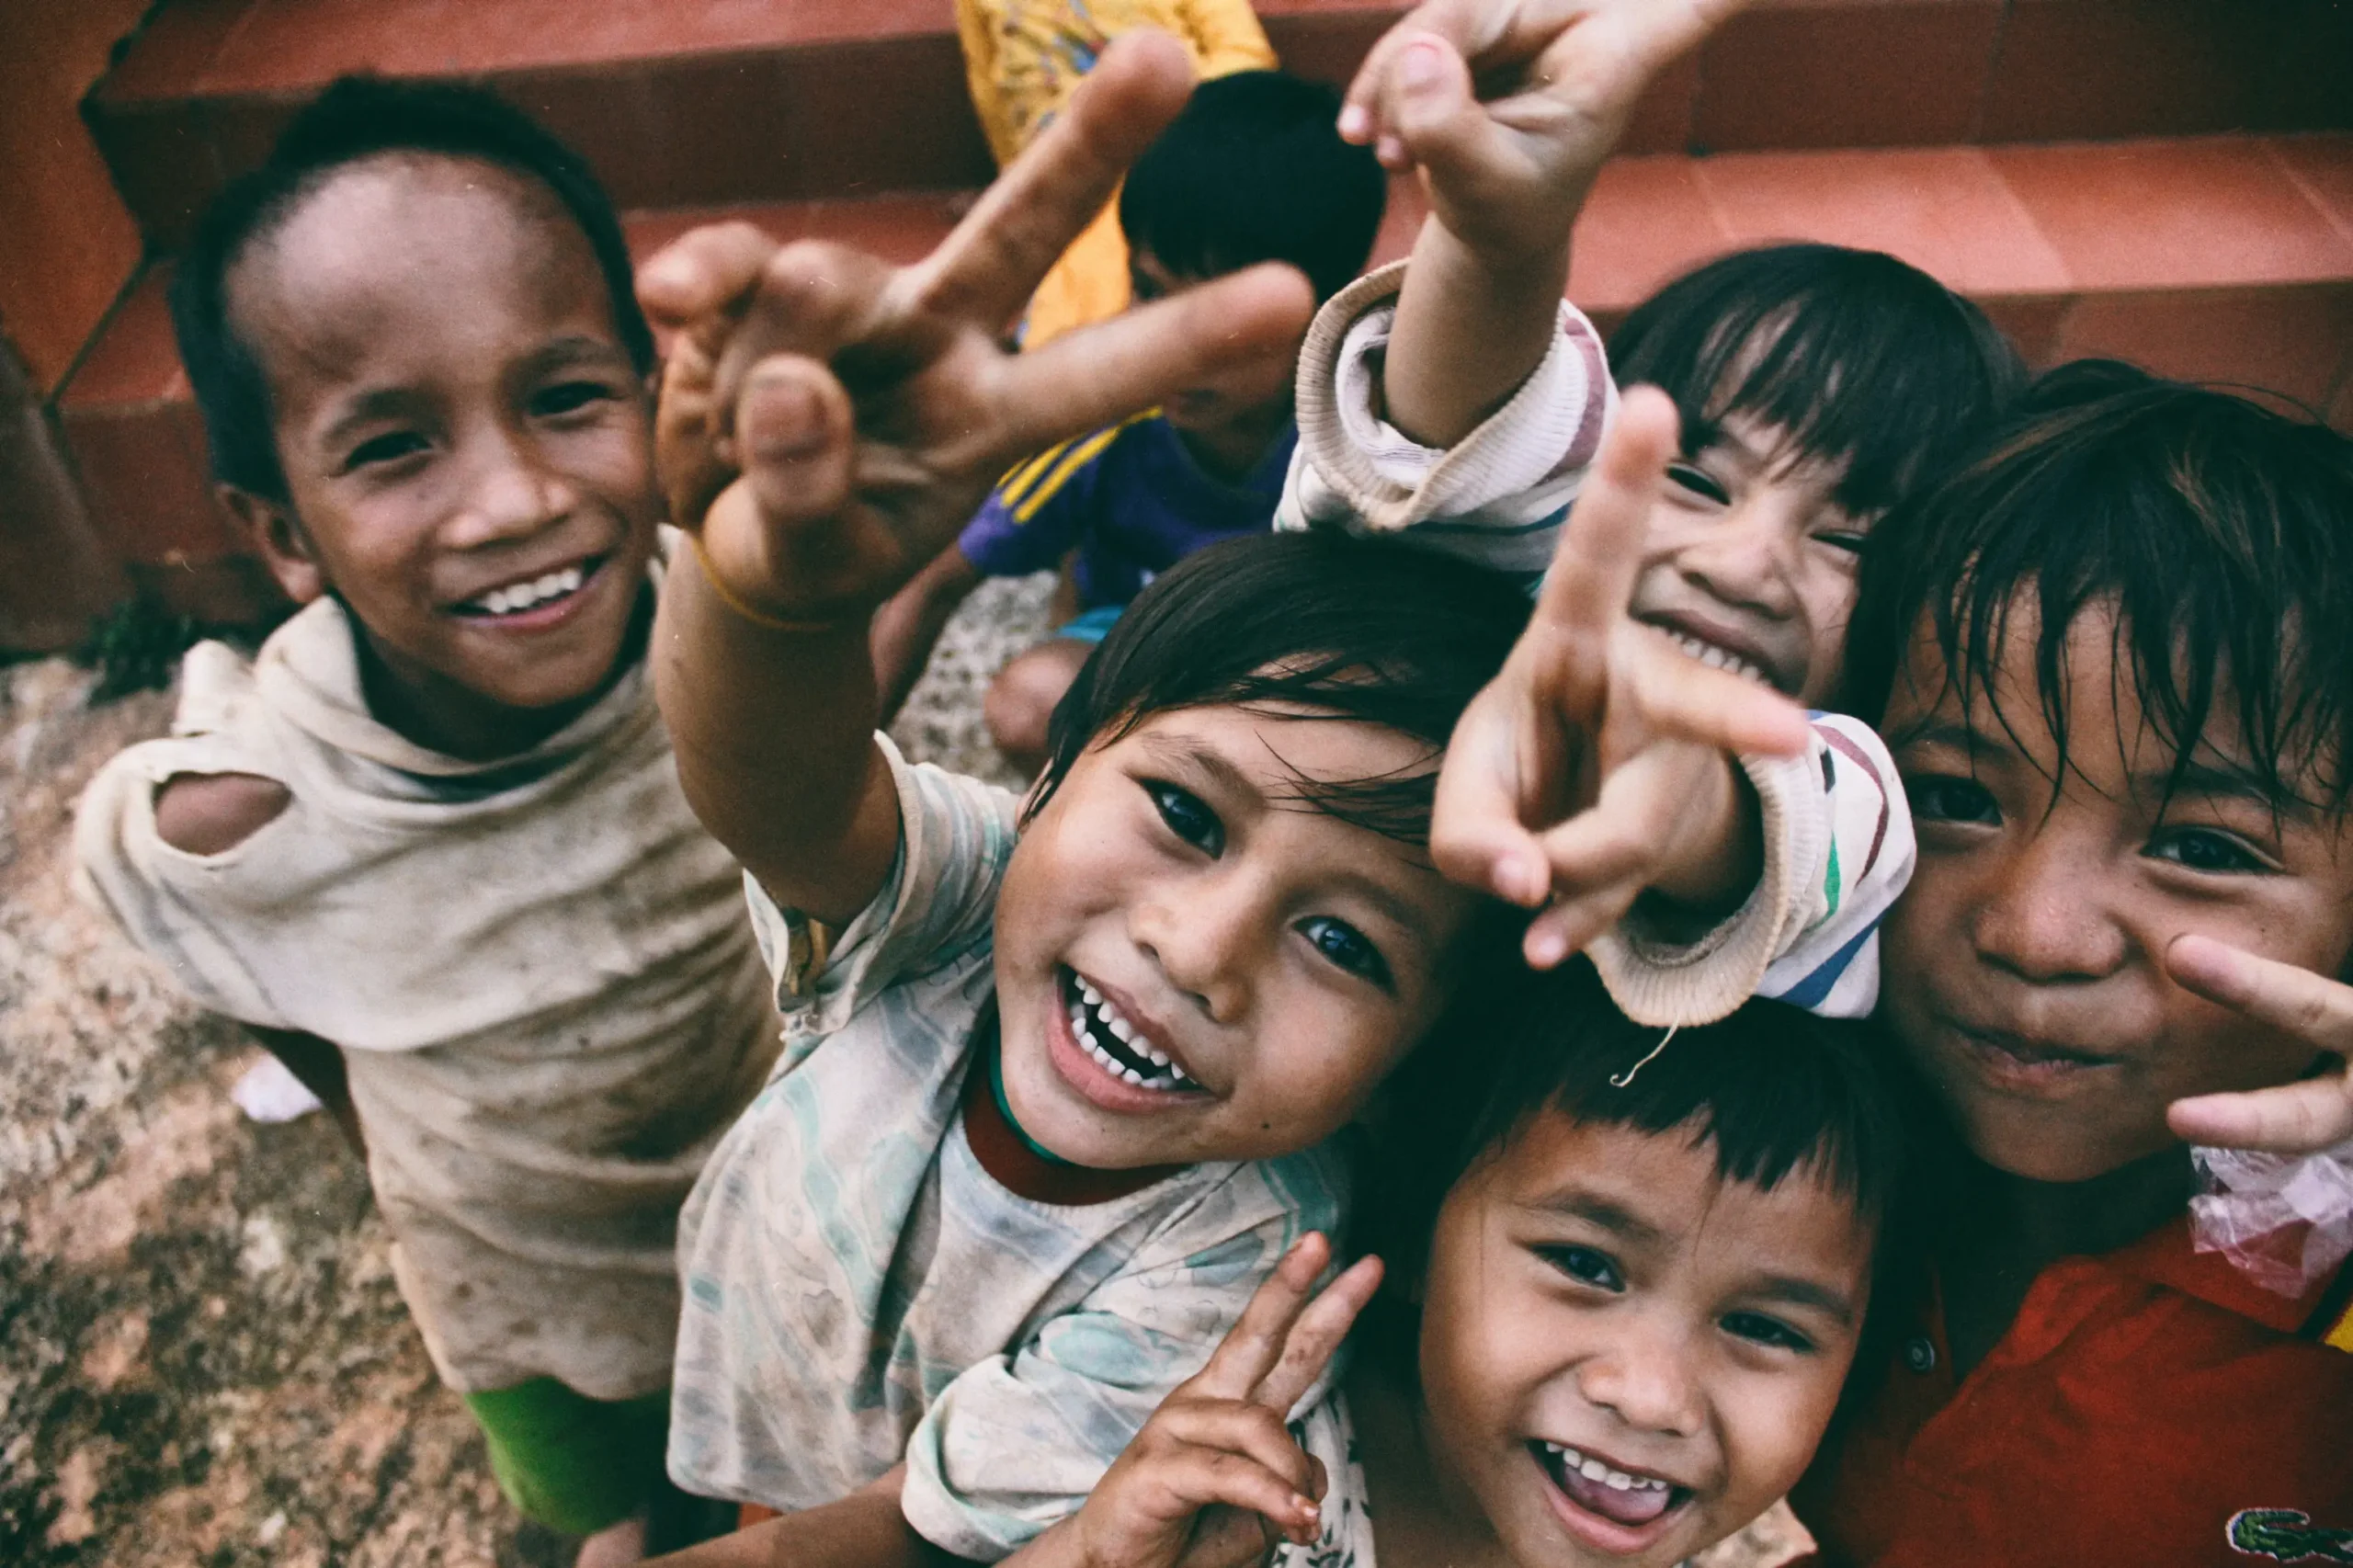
left=0, top=577, right=1801, bottom=1567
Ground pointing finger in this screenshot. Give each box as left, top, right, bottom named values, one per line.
left=2167, top=935, right=2353, bottom=1057
left=1190, top=1233, right=1335, bottom=1401
left=1253, top=1256, right=1384, bottom=1415
left=1530, top=387, right=1680, bottom=717
left=2168, top=1077, right=2353, bottom=1155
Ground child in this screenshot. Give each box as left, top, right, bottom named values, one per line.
left=998, top=960, right=1920, bottom=1568
left=73, top=79, right=779, bottom=1555
left=629, top=30, right=1872, bottom=1563
left=1285, top=18, right=2021, bottom=710
left=870, top=68, right=1389, bottom=769
left=955, top=0, right=1277, bottom=347
left=1785, top=361, right=2353, bottom=1563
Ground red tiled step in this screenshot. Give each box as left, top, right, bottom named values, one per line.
left=89, top=0, right=2353, bottom=249
left=57, top=136, right=2353, bottom=622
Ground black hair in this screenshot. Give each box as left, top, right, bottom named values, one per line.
left=170, top=74, right=655, bottom=503
left=1359, top=958, right=1932, bottom=1405
left=1610, top=244, right=2027, bottom=523
left=1845, top=360, right=2353, bottom=813
left=1030, top=529, right=1531, bottom=847
left=1118, top=70, right=1386, bottom=304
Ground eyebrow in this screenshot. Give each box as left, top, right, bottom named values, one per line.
left=1523, top=1190, right=1668, bottom=1248
left=1883, top=718, right=1987, bottom=757
left=316, top=385, right=426, bottom=452
left=1748, top=1274, right=1859, bottom=1328
left=1136, top=733, right=1257, bottom=801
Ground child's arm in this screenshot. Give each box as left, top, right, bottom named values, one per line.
left=640, top=31, right=1313, bottom=926
left=2168, top=936, right=2353, bottom=1156
left=1340, top=0, right=1746, bottom=446
left=871, top=548, right=984, bottom=723
left=1003, top=1235, right=1381, bottom=1568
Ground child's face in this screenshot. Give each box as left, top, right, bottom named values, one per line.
left=993, top=702, right=1479, bottom=1168
left=1881, top=598, right=2353, bottom=1182
left=226, top=155, right=661, bottom=733
left=1128, top=248, right=1298, bottom=436
left=1417, top=1112, right=1871, bottom=1568
left=1626, top=414, right=1868, bottom=707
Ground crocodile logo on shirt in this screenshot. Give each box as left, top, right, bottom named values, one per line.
left=2230, top=1509, right=2353, bottom=1563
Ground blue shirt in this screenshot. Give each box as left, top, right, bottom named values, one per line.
left=957, top=415, right=1298, bottom=608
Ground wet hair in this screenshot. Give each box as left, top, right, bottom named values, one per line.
left=171, top=74, right=655, bottom=503
left=1118, top=70, right=1386, bottom=304
left=1610, top=244, right=2026, bottom=523
left=1030, top=529, right=1530, bottom=847
left=1844, top=360, right=2353, bottom=813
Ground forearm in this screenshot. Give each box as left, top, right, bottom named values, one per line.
left=654, top=549, right=901, bottom=926
left=1642, top=752, right=1764, bottom=930
left=645, top=1471, right=962, bottom=1568
left=1381, top=216, right=1574, bottom=449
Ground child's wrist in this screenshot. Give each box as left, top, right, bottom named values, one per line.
left=685, top=531, right=868, bottom=636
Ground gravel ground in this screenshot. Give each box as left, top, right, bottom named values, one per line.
left=0, top=574, right=1802, bottom=1566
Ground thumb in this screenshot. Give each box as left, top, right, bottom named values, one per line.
left=1386, top=33, right=1516, bottom=188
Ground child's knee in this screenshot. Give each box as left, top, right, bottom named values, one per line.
left=152, top=771, right=291, bottom=856
left=986, top=640, right=1090, bottom=766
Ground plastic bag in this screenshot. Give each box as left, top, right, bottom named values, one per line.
left=2190, top=1142, right=2353, bottom=1298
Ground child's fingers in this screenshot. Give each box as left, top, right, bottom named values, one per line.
left=710, top=240, right=895, bottom=445
left=1186, top=1233, right=1335, bottom=1401
left=1627, top=638, right=1813, bottom=759
left=1528, top=388, right=1680, bottom=720
left=638, top=221, right=782, bottom=345
left=1152, top=1403, right=1320, bottom=1501
left=1144, top=1452, right=1322, bottom=1548
left=2168, top=1076, right=2353, bottom=1156
left=988, top=263, right=1314, bottom=462
left=2167, top=935, right=2353, bottom=1059
left=1383, top=32, right=1535, bottom=202
left=903, top=29, right=1194, bottom=331
left=1430, top=691, right=1568, bottom=908
left=1252, top=1256, right=1384, bottom=1417
left=733, top=356, right=857, bottom=525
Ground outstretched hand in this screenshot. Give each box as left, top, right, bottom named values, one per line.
left=2167, top=935, right=2353, bottom=1156
left=1337, top=0, right=1748, bottom=265
left=1432, top=388, right=1812, bottom=969
left=637, top=29, right=1316, bottom=627
left=1035, top=1234, right=1382, bottom=1568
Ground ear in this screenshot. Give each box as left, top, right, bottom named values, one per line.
left=219, top=485, right=327, bottom=604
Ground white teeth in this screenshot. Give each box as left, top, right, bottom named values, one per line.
left=1068, top=973, right=1192, bottom=1090
left=1665, top=629, right=1766, bottom=686
left=1108, top=1015, right=1134, bottom=1043
left=1580, top=1457, right=1610, bottom=1482
left=1544, top=1443, right=1667, bottom=1494
left=469, top=563, right=586, bottom=616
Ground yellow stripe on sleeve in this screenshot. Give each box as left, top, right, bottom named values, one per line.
left=995, top=443, right=1071, bottom=508
left=1013, top=423, right=1128, bottom=524
left=2325, top=1301, right=2353, bottom=1354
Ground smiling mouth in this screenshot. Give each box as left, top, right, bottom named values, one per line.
left=1641, top=619, right=1774, bottom=688
left=1533, top=1440, right=1687, bottom=1535
left=451, top=555, right=605, bottom=619
left=1063, top=971, right=1192, bottom=1091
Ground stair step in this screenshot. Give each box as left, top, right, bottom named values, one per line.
left=58, top=133, right=2353, bottom=620
left=90, top=0, right=2352, bottom=248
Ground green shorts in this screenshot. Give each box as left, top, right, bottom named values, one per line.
left=463, top=1379, right=670, bottom=1536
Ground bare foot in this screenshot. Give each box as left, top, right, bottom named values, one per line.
left=574, top=1514, right=647, bottom=1568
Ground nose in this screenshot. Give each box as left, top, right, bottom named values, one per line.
left=447, top=421, right=573, bottom=548
left=1971, top=825, right=2129, bottom=983
left=1576, top=1317, right=1705, bottom=1439
left=1128, top=864, right=1268, bottom=1027
left=1678, top=497, right=1803, bottom=620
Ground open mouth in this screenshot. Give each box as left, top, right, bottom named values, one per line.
left=1532, top=1439, right=1688, bottom=1546
left=1063, top=970, right=1191, bottom=1092
left=451, top=555, right=606, bottom=620
left=1647, top=622, right=1771, bottom=687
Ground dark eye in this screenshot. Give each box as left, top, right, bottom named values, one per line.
left=1144, top=780, right=1223, bottom=855
left=1722, top=1310, right=1815, bottom=1354
left=2147, top=826, right=2271, bottom=875
left=1906, top=774, right=2000, bottom=827
left=1297, top=915, right=1392, bottom=989
left=1813, top=527, right=1870, bottom=557
left=1665, top=460, right=1730, bottom=506
left=1538, top=1244, right=1624, bottom=1292
left=345, top=430, right=428, bottom=471
left=533, top=380, right=617, bottom=418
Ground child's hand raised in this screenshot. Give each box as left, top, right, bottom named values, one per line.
left=637, top=30, right=1314, bottom=628
left=1338, top=0, right=1747, bottom=266
left=1028, top=1234, right=1381, bottom=1568
left=1432, top=388, right=1812, bottom=969
left=2167, top=935, right=2353, bottom=1155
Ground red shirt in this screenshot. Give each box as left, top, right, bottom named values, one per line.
left=1792, top=1218, right=2353, bottom=1566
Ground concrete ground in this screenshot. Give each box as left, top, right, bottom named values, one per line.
left=0, top=575, right=1802, bottom=1566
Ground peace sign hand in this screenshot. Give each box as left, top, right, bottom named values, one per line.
left=1032, top=1234, right=1383, bottom=1568
left=636, top=29, right=1316, bottom=627
left=2167, top=935, right=2353, bottom=1155
left=1431, top=388, right=1812, bottom=968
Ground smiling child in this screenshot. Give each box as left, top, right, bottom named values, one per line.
left=74, top=80, right=779, bottom=1553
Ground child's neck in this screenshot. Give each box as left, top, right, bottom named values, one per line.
left=351, top=587, right=650, bottom=763
left=1174, top=400, right=1290, bottom=483
left=1938, top=1143, right=2195, bottom=1378
left=1347, top=1356, right=1518, bottom=1568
